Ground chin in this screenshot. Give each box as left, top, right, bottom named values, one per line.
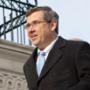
left=32, top=41, right=39, bottom=46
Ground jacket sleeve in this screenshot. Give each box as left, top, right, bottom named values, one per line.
left=69, top=42, right=90, bottom=90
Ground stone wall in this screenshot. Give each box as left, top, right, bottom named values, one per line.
left=0, top=40, right=34, bottom=90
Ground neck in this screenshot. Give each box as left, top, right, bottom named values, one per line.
left=39, top=34, right=58, bottom=50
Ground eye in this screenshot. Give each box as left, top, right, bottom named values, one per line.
left=26, top=23, right=31, bottom=28
left=32, top=21, right=40, bottom=25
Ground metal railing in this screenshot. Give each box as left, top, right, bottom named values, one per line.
left=0, top=0, right=38, bottom=46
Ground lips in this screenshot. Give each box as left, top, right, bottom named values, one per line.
left=31, top=34, right=38, bottom=41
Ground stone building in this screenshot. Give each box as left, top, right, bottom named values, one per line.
left=0, top=39, right=34, bottom=90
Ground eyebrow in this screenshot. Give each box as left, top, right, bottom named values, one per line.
left=26, top=23, right=30, bottom=27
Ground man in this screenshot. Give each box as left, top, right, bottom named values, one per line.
left=23, top=6, right=90, bottom=90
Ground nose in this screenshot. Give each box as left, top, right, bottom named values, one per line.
left=27, top=26, right=35, bottom=33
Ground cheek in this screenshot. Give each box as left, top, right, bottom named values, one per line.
left=27, top=32, right=31, bottom=39
left=37, top=25, right=49, bottom=39
left=37, top=27, right=44, bottom=36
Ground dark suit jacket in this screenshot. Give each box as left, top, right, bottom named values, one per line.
left=23, top=36, right=90, bottom=90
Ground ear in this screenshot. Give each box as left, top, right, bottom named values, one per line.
left=50, top=20, right=57, bottom=32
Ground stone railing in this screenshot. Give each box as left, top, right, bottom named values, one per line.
left=0, top=40, right=34, bottom=90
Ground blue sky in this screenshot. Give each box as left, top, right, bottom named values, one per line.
left=38, top=0, right=90, bottom=43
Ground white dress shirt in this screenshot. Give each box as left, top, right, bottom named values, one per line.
left=37, top=36, right=58, bottom=62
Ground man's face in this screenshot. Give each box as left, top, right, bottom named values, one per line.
left=26, top=11, right=56, bottom=49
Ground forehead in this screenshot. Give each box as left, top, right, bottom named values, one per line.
left=26, top=11, right=44, bottom=22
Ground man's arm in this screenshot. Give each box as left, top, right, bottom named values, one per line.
left=69, top=42, right=90, bottom=90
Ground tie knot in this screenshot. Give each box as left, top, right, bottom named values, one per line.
left=39, top=51, right=46, bottom=56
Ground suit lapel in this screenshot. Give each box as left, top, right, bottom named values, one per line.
left=38, top=37, right=66, bottom=80
left=27, top=48, right=38, bottom=88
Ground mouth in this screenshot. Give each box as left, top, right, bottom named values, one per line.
left=31, top=35, right=38, bottom=41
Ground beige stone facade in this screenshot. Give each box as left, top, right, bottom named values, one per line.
left=0, top=39, right=34, bottom=90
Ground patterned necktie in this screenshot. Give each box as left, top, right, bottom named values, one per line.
left=36, top=51, right=46, bottom=76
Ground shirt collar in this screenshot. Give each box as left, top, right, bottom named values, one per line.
left=38, top=36, right=58, bottom=54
